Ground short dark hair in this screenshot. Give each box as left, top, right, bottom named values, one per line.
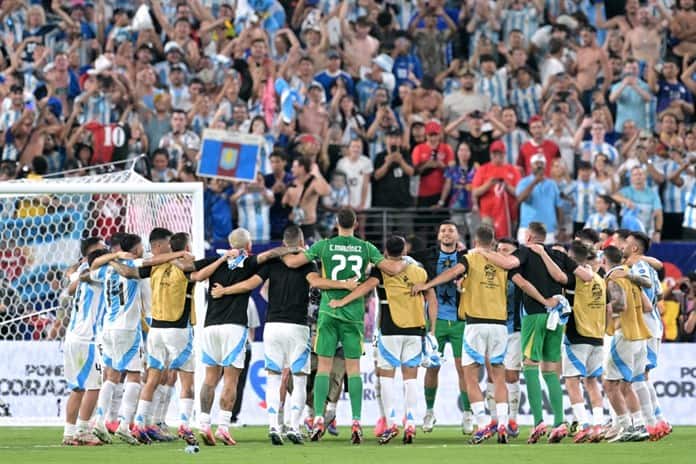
left=575, top=228, right=600, bottom=244
left=569, top=240, right=590, bottom=263
left=269, top=148, right=286, bottom=161
left=603, top=245, right=623, bottom=266
left=629, top=231, right=651, bottom=253
left=87, top=248, right=110, bottom=267
left=614, top=228, right=631, bottom=240
left=438, top=220, right=458, bottom=232
left=283, top=225, right=304, bottom=247
left=32, top=156, right=48, bottom=175
left=528, top=222, right=547, bottom=240
left=152, top=148, right=169, bottom=159
left=406, top=234, right=426, bottom=253
left=120, top=233, right=142, bottom=253
left=600, top=228, right=615, bottom=236
left=172, top=108, right=187, bottom=117
left=337, top=207, right=357, bottom=229
left=294, top=156, right=312, bottom=173
left=149, top=227, right=173, bottom=244
left=386, top=235, right=406, bottom=257
left=475, top=226, right=494, bottom=246
left=80, top=237, right=103, bottom=257
left=497, top=237, right=519, bottom=248
left=109, top=232, right=125, bottom=249
left=170, top=232, right=189, bottom=252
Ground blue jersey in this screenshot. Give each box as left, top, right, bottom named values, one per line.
left=90, top=260, right=143, bottom=332
left=661, top=160, right=687, bottom=213
left=564, top=179, right=606, bottom=223
left=67, top=262, right=105, bottom=343
left=435, top=250, right=459, bottom=321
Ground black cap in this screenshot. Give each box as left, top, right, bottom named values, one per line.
left=577, top=160, right=592, bottom=170
left=386, top=126, right=403, bottom=136
left=469, top=110, right=484, bottom=119
left=9, top=84, right=23, bottom=93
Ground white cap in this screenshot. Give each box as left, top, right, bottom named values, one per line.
left=87, top=55, right=112, bottom=75
left=164, top=41, right=184, bottom=54
left=530, top=153, right=547, bottom=165
left=372, top=54, right=394, bottom=73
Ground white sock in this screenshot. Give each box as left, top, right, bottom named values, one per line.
left=218, top=409, right=232, bottom=431
left=648, top=382, right=665, bottom=422
left=325, top=401, right=337, bottom=418
left=375, top=374, right=386, bottom=418
left=108, top=382, right=124, bottom=422
left=379, top=376, right=396, bottom=427
left=506, top=381, right=520, bottom=422
left=471, top=401, right=488, bottom=428
left=571, top=403, right=589, bottom=426
left=180, top=398, right=195, bottom=426
left=199, top=412, right=211, bottom=428
left=634, top=381, right=656, bottom=426
left=154, top=385, right=174, bottom=425
left=266, top=373, right=282, bottom=429
left=134, top=399, right=153, bottom=427
left=96, top=380, right=115, bottom=420
left=150, top=386, right=162, bottom=423
left=404, top=379, right=418, bottom=428
left=592, top=406, right=604, bottom=426
left=631, top=411, right=645, bottom=428
left=496, top=403, right=509, bottom=427
left=76, top=418, right=90, bottom=433
left=117, top=381, right=141, bottom=431
left=64, top=423, right=76, bottom=437
left=291, top=375, right=307, bottom=430
left=617, top=414, right=631, bottom=429
left=485, top=382, right=497, bottom=422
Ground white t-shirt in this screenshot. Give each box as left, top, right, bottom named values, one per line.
left=336, top=155, right=374, bottom=209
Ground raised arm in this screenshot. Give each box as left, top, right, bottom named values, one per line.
left=89, top=251, right=133, bottom=271
left=257, top=246, right=304, bottom=265
left=328, top=277, right=379, bottom=308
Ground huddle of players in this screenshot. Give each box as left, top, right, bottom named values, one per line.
left=61, top=207, right=671, bottom=447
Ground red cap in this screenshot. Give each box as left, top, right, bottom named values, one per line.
left=489, top=140, right=506, bottom=154
left=299, top=134, right=319, bottom=145
left=529, top=115, right=544, bottom=125
left=425, top=121, right=442, bottom=135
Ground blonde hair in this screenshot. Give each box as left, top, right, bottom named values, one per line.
left=27, top=6, right=46, bottom=26
left=228, top=228, right=251, bottom=250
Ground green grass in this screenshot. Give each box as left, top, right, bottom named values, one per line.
left=0, top=426, right=692, bottom=464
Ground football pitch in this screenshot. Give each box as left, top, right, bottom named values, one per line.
left=0, top=427, right=692, bottom=464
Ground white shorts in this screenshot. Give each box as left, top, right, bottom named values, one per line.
left=146, top=327, right=195, bottom=372
left=461, top=323, right=508, bottom=366
left=376, top=334, right=422, bottom=370
left=263, top=322, right=311, bottom=374
left=504, top=331, right=522, bottom=371
left=562, top=343, right=603, bottom=378
left=201, top=324, right=247, bottom=369
left=64, top=339, right=101, bottom=390
left=646, top=336, right=660, bottom=371
left=603, top=331, right=647, bottom=382
left=100, top=329, right=143, bottom=372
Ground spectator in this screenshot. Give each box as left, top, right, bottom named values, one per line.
left=321, top=170, right=350, bottom=235
left=264, top=150, right=293, bottom=241
left=159, top=108, right=201, bottom=168
left=314, top=48, right=355, bottom=101
left=585, top=194, right=619, bottom=233
left=517, top=115, right=561, bottom=176
left=445, top=110, right=499, bottom=167
left=612, top=166, right=663, bottom=242
left=575, top=25, right=612, bottom=113
left=648, top=56, right=693, bottom=122
left=412, top=120, right=454, bottom=208
left=564, top=160, right=607, bottom=235
left=282, top=156, right=331, bottom=241
left=609, top=59, right=653, bottom=132
left=231, top=173, right=274, bottom=242
left=410, top=5, right=456, bottom=78
left=391, top=32, right=423, bottom=94
left=491, top=106, right=529, bottom=166
left=443, top=66, right=491, bottom=133
left=204, top=178, right=234, bottom=244
left=150, top=149, right=177, bottom=183
left=516, top=153, right=563, bottom=243
left=440, top=142, right=477, bottom=241
left=372, top=127, right=414, bottom=209
left=336, top=138, right=373, bottom=212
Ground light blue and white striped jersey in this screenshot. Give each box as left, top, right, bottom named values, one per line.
left=661, top=160, right=687, bottom=213
left=0, top=108, right=22, bottom=133
left=579, top=141, right=620, bottom=166
left=78, top=94, right=113, bottom=125
left=90, top=261, right=143, bottom=332
left=584, top=211, right=618, bottom=231
left=442, top=77, right=461, bottom=97
left=67, top=262, right=105, bottom=343
left=501, top=6, right=539, bottom=43
left=509, top=84, right=542, bottom=123
left=683, top=177, right=696, bottom=230
left=236, top=190, right=272, bottom=242
left=564, top=179, right=606, bottom=223
left=2, top=8, right=26, bottom=44
left=501, top=128, right=529, bottom=165
left=545, top=0, right=579, bottom=21
left=368, top=127, right=388, bottom=162
left=631, top=259, right=663, bottom=338
left=476, top=69, right=508, bottom=107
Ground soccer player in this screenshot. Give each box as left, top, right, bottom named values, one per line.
left=209, top=225, right=358, bottom=445
left=413, top=226, right=512, bottom=444
left=190, top=228, right=300, bottom=446
left=333, top=236, right=438, bottom=445
left=561, top=241, right=607, bottom=443
left=408, top=221, right=471, bottom=434
left=62, top=238, right=108, bottom=446
left=89, top=234, right=149, bottom=445
left=602, top=246, right=651, bottom=442
left=282, top=207, right=406, bottom=444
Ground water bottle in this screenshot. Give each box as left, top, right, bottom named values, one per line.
left=184, top=445, right=200, bottom=454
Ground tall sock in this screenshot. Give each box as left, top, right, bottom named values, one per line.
left=617, top=414, right=631, bottom=429
left=523, top=365, right=544, bottom=425
left=199, top=412, right=211, bottom=428
left=154, top=386, right=174, bottom=425
left=266, top=373, right=282, bottom=429
left=631, top=411, right=645, bottom=428
left=375, top=375, right=386, bottom=418
left=347, top=374, right=363, bottom=421
left=108, top=382, right=124, bottom=422
left=496, top=403, right=509, bottom=427
left=325, top=402, right=337, bottom=421
left=404, top=379, right=418, bottom=428
left=459, top=391, right=471, bottom=412
left=542, top=371, right=564, bottom=427
left=648, top=382, right=665, bottom=422
left=218, top=410, right=232, bottom=431
left=180, top=398, right=195, bottom=427
left=424, top=386, right=437, bottom=410
left=592, top=406, right=604, bottom=426
left=634, top=381, right=656, bottom=426
left=76, top=419, right=90, bottom=434
left=313, top=373, right=330, bottom=418
left=507, top=381, right=520, bottom=422
left=117, top=381, right=141, bottom=432
left=64, top=423, right=76, bottom=437
left=96, top=380, right=115, bottom=421
left=291, top=375, right=307, bottom=429
left=571, top=403, right=589, bottom=426
left=471, top=401, right=488, bottom=429
left=151, top=385, right=165, bottom=424
left=379, top=376, right=395, bottom=427
left=134, top=399, right=153, bottom=427
left=485, top=382, right=497, bottom=422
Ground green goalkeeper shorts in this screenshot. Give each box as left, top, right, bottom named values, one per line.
left=314, top=312, right=363, bottom=359
left=521, top=313, right=563, bottom=363
left=433, top=319, right=465, bottom=359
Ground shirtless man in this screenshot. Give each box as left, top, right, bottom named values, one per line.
left=341, top=12, right=379, bottom=80
left=298, top=82, right=329, bottom=137
left=408, top=84, right=444, bottom=121
left=668, top=0, right=696, bottom=57
left=282, top=156, right=331, bottom=241
left=594, top=0, right=646, bottom=36
left=624, top=7, right=664, bottom=64
left=575, top=25, right=612, bottom=113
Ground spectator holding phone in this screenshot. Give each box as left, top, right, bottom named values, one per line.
left=516, top=153, right=563, bottom=243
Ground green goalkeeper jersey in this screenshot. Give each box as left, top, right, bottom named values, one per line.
left=304, top=235, right=384, bottom=323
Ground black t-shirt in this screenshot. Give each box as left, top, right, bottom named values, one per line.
left=194, top=255, right=260, bottom=327
left=138, top=266, right=194, bottom=329
left=458, top=129, right=494, bottom=167
left=512, top=245, right=578, bottom=315
left=371, top=267, right=427, bottom=336
left=372, top=149, right=414, bottom=208
left=257, top=258, right=318, bottom=325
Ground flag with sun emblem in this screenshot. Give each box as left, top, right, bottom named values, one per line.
left=197, top=129, right=263, bottom=182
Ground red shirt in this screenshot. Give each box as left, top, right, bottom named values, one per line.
left=471, top=162, right=521, bottom=238
left=411, top=142, right=455, bottom=197
left=517, top=139, right=560, bottom=176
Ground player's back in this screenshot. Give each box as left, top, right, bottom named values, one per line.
left=569, top=271, right=606, bottom=344
left=262, top=258, right=317, bottom=326
left=459, top=252, right=507, bottom=322
left=67, top=262, right=105, bottom=343
left=631, top=259, right=663, bottom=337
left=607, top=266, right=650, bottom=341
left=373, top=263, right=428, bottom=333
left=92, top=260, right=143, bottom=332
